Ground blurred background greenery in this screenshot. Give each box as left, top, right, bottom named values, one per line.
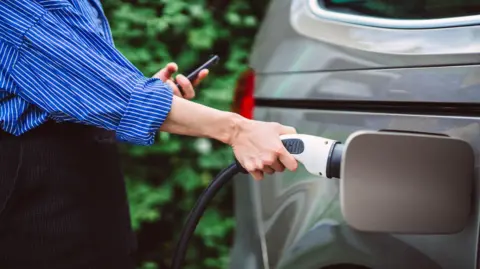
left=101, top=1, right=269, bottom=268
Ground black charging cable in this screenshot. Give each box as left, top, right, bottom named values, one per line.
left=170, top=162, right=246, bottom=269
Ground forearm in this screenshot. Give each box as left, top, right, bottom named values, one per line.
left=160, top=96, right=247, bottom=145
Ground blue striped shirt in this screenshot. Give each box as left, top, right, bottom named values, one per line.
left=0, top=0, right=174, bottom=146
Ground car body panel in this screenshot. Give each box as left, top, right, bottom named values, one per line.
left=230, top=0, right=480, bottom=268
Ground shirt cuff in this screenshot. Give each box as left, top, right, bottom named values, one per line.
left=116, top=77, right=174, bottom=146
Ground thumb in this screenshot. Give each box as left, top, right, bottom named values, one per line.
left=278, top=125, right=297, bottom=135
left=153, top=62, right=178, bottom=82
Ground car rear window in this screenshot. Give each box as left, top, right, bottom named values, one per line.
left=318, top=0, right=480, bottom=20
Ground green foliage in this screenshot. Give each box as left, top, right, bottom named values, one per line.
left=101, top=0, right=269, bottom=268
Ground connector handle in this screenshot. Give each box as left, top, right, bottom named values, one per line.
left=235, top=134, right=338, bottom=178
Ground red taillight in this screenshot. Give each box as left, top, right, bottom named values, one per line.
left=231, top=68, right=255, bottom=119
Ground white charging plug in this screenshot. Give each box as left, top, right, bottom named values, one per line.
left=279, top=134, right=339, bottom=177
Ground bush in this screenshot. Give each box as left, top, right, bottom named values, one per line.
left=101, top=1, right=269, bottom=268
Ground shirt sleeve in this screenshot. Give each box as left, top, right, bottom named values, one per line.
left=0, top=0, right=173, bottom=146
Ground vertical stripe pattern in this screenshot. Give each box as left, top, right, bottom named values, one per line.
left=0, top=0, right=173, bottom=146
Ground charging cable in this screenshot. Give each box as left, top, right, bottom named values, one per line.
left=170, top=134, right=344, bottom=269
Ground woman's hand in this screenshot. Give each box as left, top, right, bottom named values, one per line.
left=229, top=120, right=298, bottom=180
left=153, top=62, right=209, bottom=100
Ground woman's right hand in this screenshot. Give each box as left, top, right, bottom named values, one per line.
left=229, top=119, right=298, bottom=180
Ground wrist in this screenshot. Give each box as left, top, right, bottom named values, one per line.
left=216, top=112, right=248, bottom=145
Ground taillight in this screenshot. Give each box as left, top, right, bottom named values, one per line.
left=231, top=68, right=255, bottom=119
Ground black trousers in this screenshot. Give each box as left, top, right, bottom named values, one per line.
left=0, top=122, right=136, bottom=269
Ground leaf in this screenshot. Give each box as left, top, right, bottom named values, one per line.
left=173, top=166, right=202, bottom=191
left=147, top=18, right=169, bottom=34
left=149, top=139, right=182, bottom=154
left=139, top=261, right=158, bottom=269
left=163, top=1, right=188, bottom=15
left=174, top=49, right=200, bottom=69
left=187, top=25, right=219, bottom=49
left=197, top=145, right=234, bottom=169
left=188, top=4, right=205, bottom=18
left=193, top=138, right=212, bottom=154
left=225, top=12, right=242, bottom=26
left=243, top=15, right=258, bottom=27
left=194, top=209, right=235, bottom=245
left=126, top=178, right=173, bottom=230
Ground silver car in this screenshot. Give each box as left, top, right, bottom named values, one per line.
left=229, top=0, right=480, bottom=268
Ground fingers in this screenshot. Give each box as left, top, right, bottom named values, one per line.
left=155, top=62, right=185, bottom=98
left=247, top=159, right=290, bottom=180
left=154, top=64, right=209, bottom=100
left=176, top=74, right=195, bottom=99
left=269, top=160, right=285, bottom=173
left=251, top=170, right=264, bottom=181
left=174, top=69, right=209, bottom=99
left=243, top=154, right=288, bottom=181
left=192, top=69, right=209, bottom=86
left=273, top=123, right=298, bottom=171
left=165, top=80, right=182, bottom=97
left=154, top=62, right=178, bottom=82
left=278, top=146, right=298, bottom=172
left=241, top=159, right=263, bottom=180
left=263, top=166, right=275, bottom=175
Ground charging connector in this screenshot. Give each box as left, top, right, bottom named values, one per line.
left=235, top=134, right=342, bottom=178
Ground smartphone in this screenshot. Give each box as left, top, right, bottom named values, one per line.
left=176, top=55, right=220, bottom=95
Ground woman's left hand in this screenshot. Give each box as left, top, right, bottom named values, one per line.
left=153, top=62, right=209, bottom=100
